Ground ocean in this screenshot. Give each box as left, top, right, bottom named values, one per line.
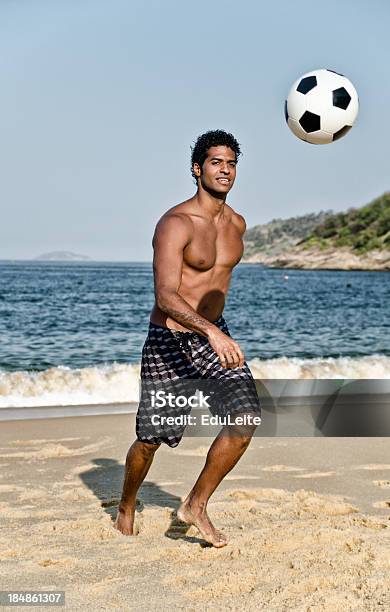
left=0, top=261, right=389, bottom=409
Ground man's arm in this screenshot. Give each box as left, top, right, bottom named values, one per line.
left=152, top=213, right=244, bottom=368
left=153, top=213, right=215, bottom=337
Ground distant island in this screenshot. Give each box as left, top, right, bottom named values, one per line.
left=243, top=191, right=390, bottom=271
left=33, top=251, right=92, bottom=261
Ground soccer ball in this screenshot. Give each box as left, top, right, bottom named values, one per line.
left=284, top=69, right=359, bottom=144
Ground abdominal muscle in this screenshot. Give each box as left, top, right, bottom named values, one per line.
left=150, top=264, right=233, bottom=332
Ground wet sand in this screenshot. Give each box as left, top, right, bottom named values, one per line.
left=1, top=412, right=390, bottom=610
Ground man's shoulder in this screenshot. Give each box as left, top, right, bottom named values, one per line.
left=154, top=203, right=194, bottom=239
left=164, top=199, right=194, bottom=218
left=225, top=204, right=246, bottom=235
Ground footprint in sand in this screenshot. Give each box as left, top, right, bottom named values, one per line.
left=352, top=464, right=390, bottom=471
left=38, top=558, right=75, bottom=568
left=297, top=492, right=358, bottom=516
left=10, top=437, right=87, bottom=447
left=18, top=487, right=48, bottom=502
left=39, top=516, right=121, bottom=541
left=0, top=484, right=24, bottom=493
left=56, top=488, right=95, bottom=502
left=294, top=471, right=336, bottom=479
left=261, top=465, right=305, bottom=472
left=372, top=500, right=390, bottom=509
left=373, top=480, right=390, bottom=488
left=228, top=488, right=290, bottom=501
left=227, top=488, right=358, bottom=516
left=351, top=515, right=388, bottom=529
left=0, top=438, right=111, bottom=461
left=0, top=501, right=32, bottom=519
left=223, top=475, right=261, bottom=481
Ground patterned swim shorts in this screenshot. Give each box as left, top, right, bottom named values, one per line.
left=136, top=315, right=261, bottom=447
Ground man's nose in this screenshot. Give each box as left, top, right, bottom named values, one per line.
left=220, top=163, right=230, bottom=174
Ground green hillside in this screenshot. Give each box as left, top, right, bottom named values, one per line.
left=298, top=192, right=390, bottom=253
left=243, top=210, right=333, bottom=258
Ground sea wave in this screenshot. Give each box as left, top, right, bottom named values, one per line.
left=1, top=355, right=390, bottom=408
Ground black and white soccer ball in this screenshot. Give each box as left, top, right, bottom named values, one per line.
left=285, top=69, right=359, bottom=144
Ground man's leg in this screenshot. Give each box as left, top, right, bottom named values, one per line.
left=177, top=421, right=256, bottom=547
left=114, top=439, right=160, bottom=535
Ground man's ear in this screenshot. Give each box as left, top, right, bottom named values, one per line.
left=193, top=162, right=201, bottom=178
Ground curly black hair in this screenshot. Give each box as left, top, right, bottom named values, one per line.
left=191, top=129, right=241, bottom=182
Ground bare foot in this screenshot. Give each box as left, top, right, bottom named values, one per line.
left=113, top=504, right=137, bottom=536
left=177, top=499, right=228, bottom=548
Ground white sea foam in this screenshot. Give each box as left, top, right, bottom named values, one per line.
left=0, top=355, right=389, bottom=408
left=0, top=363, right=141, bottom=408
left=248, top=354, right=390, bottom=379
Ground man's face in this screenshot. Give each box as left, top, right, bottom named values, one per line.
left=193, top=145, right=237, bottom=195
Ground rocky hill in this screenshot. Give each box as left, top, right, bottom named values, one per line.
left=243, top=210, right=333, bottom=259
left=243, top=192, right=390, bottom=271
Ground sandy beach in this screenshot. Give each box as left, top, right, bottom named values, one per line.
left=1, top=412, right=390, bottom=610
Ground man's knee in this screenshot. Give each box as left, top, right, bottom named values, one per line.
left=227, top=424, right=257, bottom=446
left=230, top=412, right=259, bottom=442
left=134, top=439, right=161, bottom=457
left=238, top=428, right=256, bottom=446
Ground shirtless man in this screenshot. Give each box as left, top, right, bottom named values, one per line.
left=114, top=130, right=261, bottom=547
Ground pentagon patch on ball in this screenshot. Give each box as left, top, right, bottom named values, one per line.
left=284, top=68, right=359, bottom=144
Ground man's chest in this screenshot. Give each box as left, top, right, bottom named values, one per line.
left=183, top=223, right=244, bottom=271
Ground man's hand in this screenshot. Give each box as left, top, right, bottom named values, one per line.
left=207, top=328, right=245, bottom=369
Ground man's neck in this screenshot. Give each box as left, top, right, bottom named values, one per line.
left=193, top=187, right=226, bottom=221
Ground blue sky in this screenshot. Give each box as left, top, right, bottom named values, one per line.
left=1, top=0, right=389, bottom=261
